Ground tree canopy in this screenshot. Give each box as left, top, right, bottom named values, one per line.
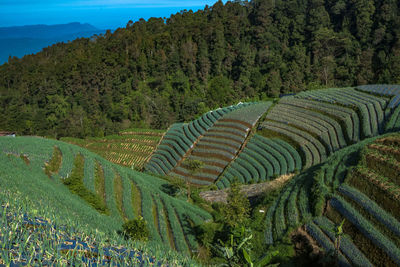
left=1, top=0, right=399, bottom=137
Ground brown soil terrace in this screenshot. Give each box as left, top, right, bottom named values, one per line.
left=202, top=133, right=242, bottom=144
left=200, top=138, right=241, bottom=149
left=207, top=128, right=246, bottom=138
left=213, top=123, right=248, bottom=131
left=172, top=169, right=215, bottom=182
left=195, top=144, right=236, bottom=155
left=218, top=118, right=252, bottom=128
left=190, top=151, right=232, bottom=162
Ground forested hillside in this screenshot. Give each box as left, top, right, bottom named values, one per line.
left=1, top=0, right=400, bottom=137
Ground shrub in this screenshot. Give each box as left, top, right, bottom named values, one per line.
left=122, top=216, right=150, bottom=242
left=222, top=183, right=250, bottom=228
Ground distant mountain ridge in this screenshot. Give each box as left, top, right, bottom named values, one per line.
left=0, top=22, right=100, bottom=39
left=0, top=22, right=105, bottom=63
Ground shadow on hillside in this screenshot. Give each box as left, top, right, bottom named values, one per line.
left=160, top=183, right=181, bottom=197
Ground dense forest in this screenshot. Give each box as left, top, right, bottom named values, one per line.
left=0, top=0, right=399, bottom=138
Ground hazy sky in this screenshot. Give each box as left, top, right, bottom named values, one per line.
left=0, top=0, right=225, bottom=29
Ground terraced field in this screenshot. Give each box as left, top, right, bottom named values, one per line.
left=0, top=136, right=211, bottom=255
left=170, top=102, right=272, bottom=185
left=296, top=87, right=388, bottom=138
left=264, top=134, right=386, bottom=244
left=61, top=129, right=164, bottom=169
left=144, top=102, right=255, bottom=176
left=216, top=134, right=301, bottom=188
left=142, top=86, right=398, bottom=191
left=322, top=135, right=400, bottom=266
left=257, top=88, right=388, bottom=170
left=265, top=133, right=400, bottom=266
left=358, top=84, right=400, bottom=109
left=2, top=84, right=400, bottom=265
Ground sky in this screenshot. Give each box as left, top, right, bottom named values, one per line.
left=0, top=0, right=226, bottom=30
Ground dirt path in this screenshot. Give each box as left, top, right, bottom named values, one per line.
left=199, top=173, right=295, bottom=203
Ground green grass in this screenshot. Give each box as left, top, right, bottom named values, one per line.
left=0, top=188, right=197, bottom=266
left=0, top=136, right=211, bottom=258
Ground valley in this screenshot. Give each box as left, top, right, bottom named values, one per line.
left=1, top=84, right=400, bottom=265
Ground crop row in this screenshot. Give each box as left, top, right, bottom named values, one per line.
left=217, top=135, right=301, bottom=188
left=208, top=126, right=247, bottom=138
left=267, top=108, right=334, bottom=153
left=0, top=190, right=190, bottom=265
left=196, top=141, right=237, bottom=155
left=83, top=156, right=95, bottom=193
left=118, top=166, right=212, bottom=253
left=268, top=104, right=346, bottom=153
left=58, top=146, right=76, bottom=178
left=298, top=178, right=313, bottom=220
left=357, top=84, right=400, bottom=108
left=61, top=135, right=160, bottom=170
left=222, top=102, right=272, bottom=126
left=305, top=221, right=351, bottom=266
left=172, top=102, right=272, bottom=185
left=2, top=137, right=213, bottom=253
left=363, top=149, right=400, bottom=184
left=171, top=167, right=215, bottom=185
left=264, top=174, right=312, bottom=244
left=104, top=152, right=150, bottom=167
left=0, top=138, right=208, bottom=264
left=296, top=88, right=387, bottom=138
left=368, top=143, right=400, bottom=161
left=279, top=97, right=360, bottom=143
left=385, top=104, right=400, bottom=132
left=145, top=103, right=254, bottom=176
left=348, top=166, right=400, bottom=220
left=329, top=196, right=400, bottom=265
left=261, top=120, right=326, bottom=168
left=105, top=143, right=156, bottom=152
left=312, top=216, right=373, bottom=266
left=338, top=184, right=400, bottom=239
left=357, top=84, right=400, bottom=97
left=389, top=95, right=400, bottom=109
left=88, top=141, right=156, bottom=152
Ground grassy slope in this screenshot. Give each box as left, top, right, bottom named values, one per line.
left=0, top=136, right=210, bottom=263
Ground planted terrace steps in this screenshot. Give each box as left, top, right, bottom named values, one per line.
left=296, top=88, right=388, bottom=138
left=216, top=135, right=301, bottom=188
left=283, top=134, right=400, bottom=266
left=258, top=88, right=390, bottom=172
left=321, top=136, right=400, bottom=266
left=278, top=97, right=360, bottom=143
left=261, top=119, right=326, bottom=168
left=0, top=137, right=212, bottom=253
left=267, top=102, right=348, bottom=153
left=144, top=103, right=253, bottom=176
left=358, top=84, right=400, bottom=109
left=385, top=104, right=400, bottom=132
left=327, top=196, right=400, bottom=266
left=169, top=102, right=272, bottom=185
left=263, top=134, right=393, bottom=247
left=62, top=129, right=163, bottom=169
left=305, top=217, right=372, bottom=267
